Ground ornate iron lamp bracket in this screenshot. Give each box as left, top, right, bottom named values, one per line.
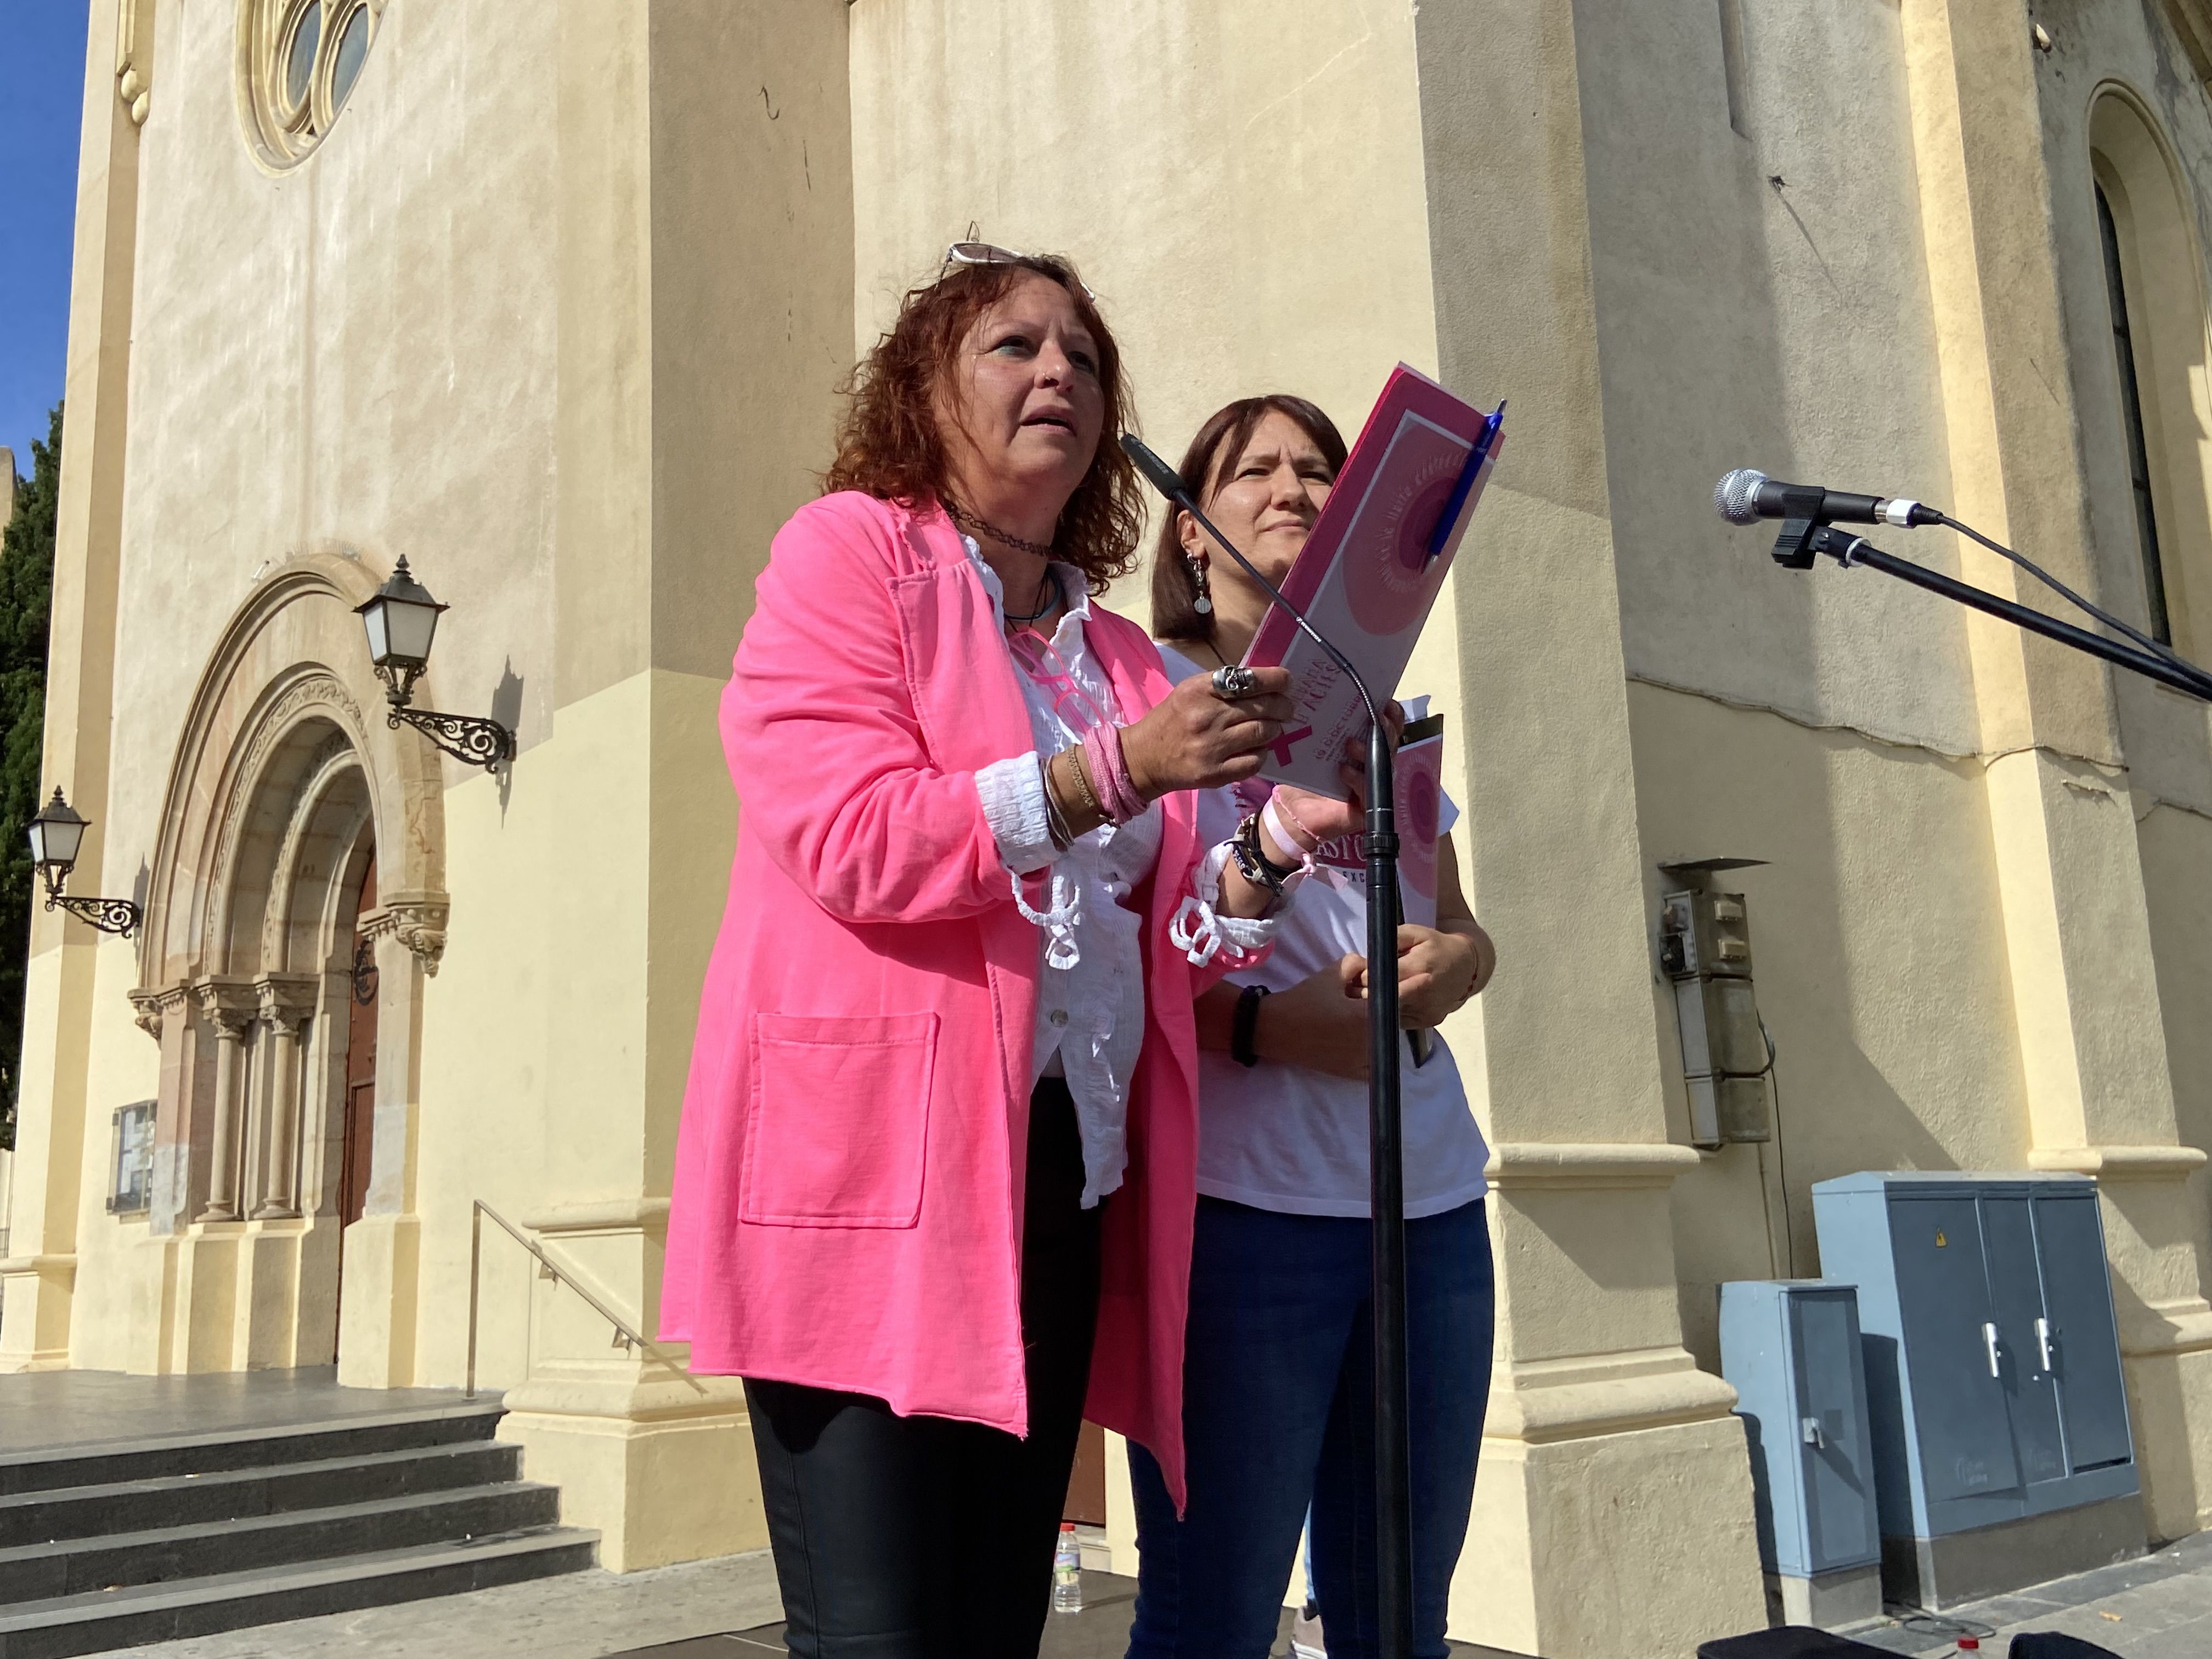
left=42, top=881, right=142, bottom=939
left=357, top=558, right=514, bottom=774
left=386, top=698, right=515, bottom=772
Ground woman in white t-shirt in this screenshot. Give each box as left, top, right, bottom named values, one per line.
left=1126, top=396, right=1498, bottom=1659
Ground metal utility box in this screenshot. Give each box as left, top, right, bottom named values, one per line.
left=1719, top=1280, right=1881, bottom=1629
left=1658, top=888, right=1771, bottom=1146
left=1810, top=1172, right=2143, bottom=1608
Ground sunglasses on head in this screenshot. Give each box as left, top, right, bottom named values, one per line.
left=944, top=241, right=1097, bottom=303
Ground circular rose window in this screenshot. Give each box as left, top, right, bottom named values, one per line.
left=238, top=0, right=382, bottom=169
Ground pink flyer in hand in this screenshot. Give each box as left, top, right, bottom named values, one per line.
left=1242, top=364, right=1503, bottom=796
left=1392, top=717, right=1446, bottom=930
left=1304, top=713, right=1445, bottom=929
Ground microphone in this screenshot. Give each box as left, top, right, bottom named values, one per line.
left=1715, top=467, right=1942, bottom=529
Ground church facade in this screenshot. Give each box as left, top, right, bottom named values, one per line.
left=7, top=2, right=2212, bottom=1652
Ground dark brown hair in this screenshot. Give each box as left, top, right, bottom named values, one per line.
left=823, top=253, right=1144, bottom=592
left=1150, top=394, right=1349, bottom=645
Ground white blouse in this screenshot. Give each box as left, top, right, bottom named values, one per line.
left=967, top=544, right=1275, bottom=1207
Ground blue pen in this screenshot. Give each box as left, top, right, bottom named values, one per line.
left=1425, top=402, right=1506, bottom=565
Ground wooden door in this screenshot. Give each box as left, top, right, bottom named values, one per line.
left=1064, top=1419, right=1107, bottom=1526
left=338, top=865, right=378, bottom=1231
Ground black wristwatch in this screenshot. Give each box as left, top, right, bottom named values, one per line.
left=1231, top=983, right=1271, bottom=1068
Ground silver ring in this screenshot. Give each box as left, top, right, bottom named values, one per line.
left=1211, top=664, right=1260, bottom=701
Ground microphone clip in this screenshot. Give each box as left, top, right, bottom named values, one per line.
left=1769, top=483, right=1835, bottom=571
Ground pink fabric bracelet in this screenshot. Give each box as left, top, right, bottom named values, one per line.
left=1082, top=724, right=1146, bottom=823
left=1082, top=725, right=1139, bottom=823
left=1102, top=725, right=1148, bottom=821
left=1264, top=791, right=1323, bottom=853
left=1262, top=797, right=1322, bottom=868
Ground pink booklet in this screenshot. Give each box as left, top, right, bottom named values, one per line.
left=1243, top=365, right=1503, bottom=796
left=1299, top=711, right=1446, bottom=927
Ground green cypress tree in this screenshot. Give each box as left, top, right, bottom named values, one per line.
left=0, top=404, right=60, bottom=1153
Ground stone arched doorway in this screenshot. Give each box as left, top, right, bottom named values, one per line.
left=126, top=551, right=447, bottom=1380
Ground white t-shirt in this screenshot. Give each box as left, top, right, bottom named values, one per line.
left=1159, top=643, right=1492, bottom=1220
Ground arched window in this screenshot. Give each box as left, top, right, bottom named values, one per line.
left=2095, top=181, right=2172, bottom=644
left=2086, top=89, right=2211, bottom=659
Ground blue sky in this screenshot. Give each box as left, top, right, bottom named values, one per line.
left=1, top=4, right=87, bottom=484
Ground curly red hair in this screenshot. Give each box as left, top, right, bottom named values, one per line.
left=824, top=253, right=1144, bottom=592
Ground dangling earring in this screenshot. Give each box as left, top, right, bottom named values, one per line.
left=1188, top=554, right=1213, bottom=615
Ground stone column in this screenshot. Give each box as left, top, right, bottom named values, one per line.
left=1410, top=2, right=1768, bottom=1652
left=0, top=0, right=145, bottom=1377
left=251, top=980, right=318, bottom=1220
left=1901, top=0, right=2212, bottom=1543
left=477, top=0, right=852, bottom=1572
left=193, top=987, right=256, bottom=1224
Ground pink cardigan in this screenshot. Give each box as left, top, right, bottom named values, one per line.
left=660, top=490, right=1251, bottom=1508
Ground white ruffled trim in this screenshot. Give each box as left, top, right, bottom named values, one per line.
left=976, top=754, right=1058, bottom=876
left=1172, top=840, right=1283, bottom=966
left=1011, top=868, right=1082, bottom=970
left=1169, top=896, right=1223, bottom=966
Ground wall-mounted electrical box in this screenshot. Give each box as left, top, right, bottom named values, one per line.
left=1720, top=1279, right=1883, bottom=1630
left=1659, top=886, right=1770, bottom=1147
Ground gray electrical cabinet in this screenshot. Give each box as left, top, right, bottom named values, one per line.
left=1810, top=1172, right=2143, bottom=1609
left=1719, top=1280, right=1881, bottom=1628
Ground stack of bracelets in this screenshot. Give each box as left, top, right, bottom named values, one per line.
left=1039, top=723, right=1146, bottom=849
left=1229, top=805, right=1311, bottom=912
left=1083, top=724, right=1146, bottom=822
left=1036, top=724, right=1324, bottom=918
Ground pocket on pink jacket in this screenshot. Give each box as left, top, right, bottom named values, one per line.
left=740, top=1012, right=940, bottom=1227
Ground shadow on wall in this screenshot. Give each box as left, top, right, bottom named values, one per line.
left=2134, top=804, right=2212, bottom=1383
left=492, top=659, right=524, bottom=817
left=2106, top=1269, right=2202, bottom=1538
left=1672, top=1028, right=1970, bottom=1374
left=1635, top=701, right=1996, bottom=1374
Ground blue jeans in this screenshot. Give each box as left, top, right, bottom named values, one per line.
left=1127, top=1197, right=1494, bottom=1659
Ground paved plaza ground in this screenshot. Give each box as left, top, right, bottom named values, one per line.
left=8, top=1369, right=2207, bottom=1658
left=81, top=1526, right=2212, bottom=1658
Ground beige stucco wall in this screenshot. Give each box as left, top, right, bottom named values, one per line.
left=2140, top=799, right=2212, bottom=1269
left=1584, top=0, right=1978, bottom=751
left=2036, top=16, right=2212, bottom=1356
left=14, top=0, right=2212, bottom=1652
left=5, top=0, right=857, bottom=1574
left=1629, top=682, right=2034, bottom=1361
left=849, top=0, right=1441, bottom=604
left=60, top=0, right=561, bottom=1371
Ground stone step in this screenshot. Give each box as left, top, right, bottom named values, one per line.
left=0, top=1480, right=561, bottom=1605
left=0, top=1441, right=522, bottom=1549
left=0, top=1525, right=599, bottom=1659
left=0, top=1401, right=506, bottom=1500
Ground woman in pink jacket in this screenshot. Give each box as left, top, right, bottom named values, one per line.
left=661, top=246, right=1366, bottom=1656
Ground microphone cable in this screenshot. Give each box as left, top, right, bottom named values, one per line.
left=1931, top=510, right=2204, bottom=681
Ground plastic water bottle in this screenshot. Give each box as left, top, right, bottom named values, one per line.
left=1052, top=1522, right=1084, bottom=1613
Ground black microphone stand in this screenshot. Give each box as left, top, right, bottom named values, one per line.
left=1122, top=435, right=1415, bottom=1657
left=1785, top=520, right=2212, bottom=703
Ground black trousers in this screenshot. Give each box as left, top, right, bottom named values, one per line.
left=744, top=1078, right=1103, bottom=1658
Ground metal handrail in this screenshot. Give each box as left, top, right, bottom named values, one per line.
left=465, top=1198, right=696, bottom=1398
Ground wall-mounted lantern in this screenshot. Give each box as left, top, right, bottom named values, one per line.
left=356, top=556, right=515, bottom=772
left=28, top=787, right=142, bottom=938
